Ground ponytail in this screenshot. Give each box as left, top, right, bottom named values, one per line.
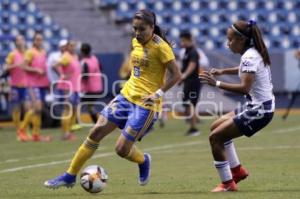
left=154, top=25, right=170, bottom=46
left=250, top=23, right=271, bottom=66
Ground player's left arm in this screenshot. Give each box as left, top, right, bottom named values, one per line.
left=142, top=60, right=181, bottom=104
left=199, top=71, right=254, bottom=94
left=160, top=60, right=181, bottom=92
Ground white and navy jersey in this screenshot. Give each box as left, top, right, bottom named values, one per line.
left=239, top=47, right=274, bottom=107
left=47, top=51, right=62, bottom=82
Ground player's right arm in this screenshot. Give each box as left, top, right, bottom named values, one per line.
left=3, top=52, right=17, bottom=71
left=210, top=66, right=239, bottom=76
left=22, top=49, right=44, bottom=74
left=295, top=49, right=300, bottom=59
left=53, top=53, right=71, bottom=80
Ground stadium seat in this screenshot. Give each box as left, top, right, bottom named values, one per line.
left=96, top=0, right=300, bottom=49
left=0, top=0, right=70, bottom=55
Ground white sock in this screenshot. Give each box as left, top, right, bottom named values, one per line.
left=224, top=140, right=240, bottom=169
left=214, top=161, right=232, bottom=183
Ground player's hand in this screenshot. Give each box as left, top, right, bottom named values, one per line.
left=177, top=75, right=185, bottom=85
left=36, top=68, right=45, bottom=75
left=199, top=71, right=217, bottom=86
left=60, top=74, right=67, bottom=80
left=142, top=93, right=160, bottom=107
left=210, top=68, right=223, bottom=76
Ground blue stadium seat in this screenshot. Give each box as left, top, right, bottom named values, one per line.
left=26, top=15, right=35, bottom=26
left=25, top=28, right=35, bottom=39
left=10, top=2, right=20, bottom=13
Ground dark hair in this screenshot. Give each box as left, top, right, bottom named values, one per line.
left=179, top=31, right=192, bottom=40
left=133, top=9, right=170, bottom=45
left=231, top=20, right=271, bottom=66
left=81, top=43, right=91, bottom=56
left=33, top=32, right=43, bottom=40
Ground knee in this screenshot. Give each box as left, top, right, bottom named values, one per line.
left=210, top=122, right=218, bottom=132
left=115, top=144, right=130, bottom=158
left=88, top=125, right=103, bottom=142
left=34, top=109, right=42, bottom=115
left=209, top=132, right=222, bottom=146
left=210, top=124, right=216, bottom=132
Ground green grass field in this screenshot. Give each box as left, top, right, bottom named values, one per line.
left=0, top=114, right=300, bottom=199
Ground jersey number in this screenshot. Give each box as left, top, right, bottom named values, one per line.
left=134, top=66, right=140, bottom=77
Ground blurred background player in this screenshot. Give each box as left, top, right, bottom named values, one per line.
left=199, top=20, right=274, bottom=192
left=44, top=9, right=181, bottom=189
left=118, top=52, right=131, bottom=89
left=80, top=43, right=103, bottom=124
left=54, top=40, right=81, bottom=141
left=3, top=35, right=28, bottom=141
left=178, top=31, right=202, bottom=136
left=282, top=47, right=300, bottom=120
left=19, top=32, right=51, bottom=142
left=47, top=40, right=68, bottom=86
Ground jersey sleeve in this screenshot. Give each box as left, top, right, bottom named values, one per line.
left=59, top=53, right=70, bottom=66
left=24, top=49, right=34, bottom=63
left=5, top=52, right=15, bottom=65
left=240, top=54, right=259, bottom=73
left=158, top=43, right=175, bottom=64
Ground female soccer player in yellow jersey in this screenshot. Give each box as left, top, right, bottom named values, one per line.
left=44, top=9, right=181, bottom=188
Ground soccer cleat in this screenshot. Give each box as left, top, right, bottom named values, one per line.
left=32, top=134, right=53, bottom=142
left=62, top=133, right=77, bottom=141
left=44, top=172, right=76, bottom=189
left=231, top=166, right=249, bottom=183
left=71, top=124, right=82, bottom=131
left=17, top=129, right=30, bottom=142
left=211, top=181, right=238, bottom=192
left=185, top=128, right=201, bottom=136
left=138, top=153, right=151, bottom=186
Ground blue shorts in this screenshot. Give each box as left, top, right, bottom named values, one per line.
left=10, top=87, right=27, bottom=105
left=56, top=89, right=80, bottom=106
left=101, top=94, right=158, bottom=142
left=25, top=87, right=47, bottom=102
left=233, top=100, right=274, bottom=137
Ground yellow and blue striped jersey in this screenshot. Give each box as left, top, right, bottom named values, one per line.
left=121, top=34, right=175, bottom=112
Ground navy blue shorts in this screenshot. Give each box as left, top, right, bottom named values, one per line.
left=183, top=79, right=201, bottom=106
left=233, top=100, right=274, bottom=137
left=10, top=87, right=27, bottom=105
left=101, top=94, right=158, bottom=142
left=55, top=89, right=80, bottom=106
left=26, top=87, right=47, bottom=102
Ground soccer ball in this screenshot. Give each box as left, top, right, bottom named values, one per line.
left=80, top=165, right=108, bottom=193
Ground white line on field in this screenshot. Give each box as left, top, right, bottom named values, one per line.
left=1, top=123, right=299, bottom=165
left=272, top=125, right=300, bottom=134
left=0, top=147, right=107, bottom=165
left=0, top=141, right=204, bottom=173
left=154, top=145, right=300, bottom=154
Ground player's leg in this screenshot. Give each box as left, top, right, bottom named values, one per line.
left=115, top=135, right=151, bottom=186
left=44, top=94, right=127, bottom=189
left=44, top=114, right=118, bottom=189
left=210, top=111, right=249, bottom=183
left=116, top=106, right=157, bottom=186
left=31, top=88, right=51, bottom=142
left=209, top=118, right=242, bottom=192
left=17, top=88, right=33, bottom=141
left=62, top=92, right=79, bottom=141
left=210, top=111, right=235, bottom=132
left=189, top=81, right=201, bottom=135
left=10, top=87, right=22, bottom=129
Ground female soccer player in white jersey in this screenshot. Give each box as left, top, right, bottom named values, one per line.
left=44, top=9, right=181, bottom=189
left=199, top=20, right=274, bottom=192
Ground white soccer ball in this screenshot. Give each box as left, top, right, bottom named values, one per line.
left=80, top=165, right=108, bottom=193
